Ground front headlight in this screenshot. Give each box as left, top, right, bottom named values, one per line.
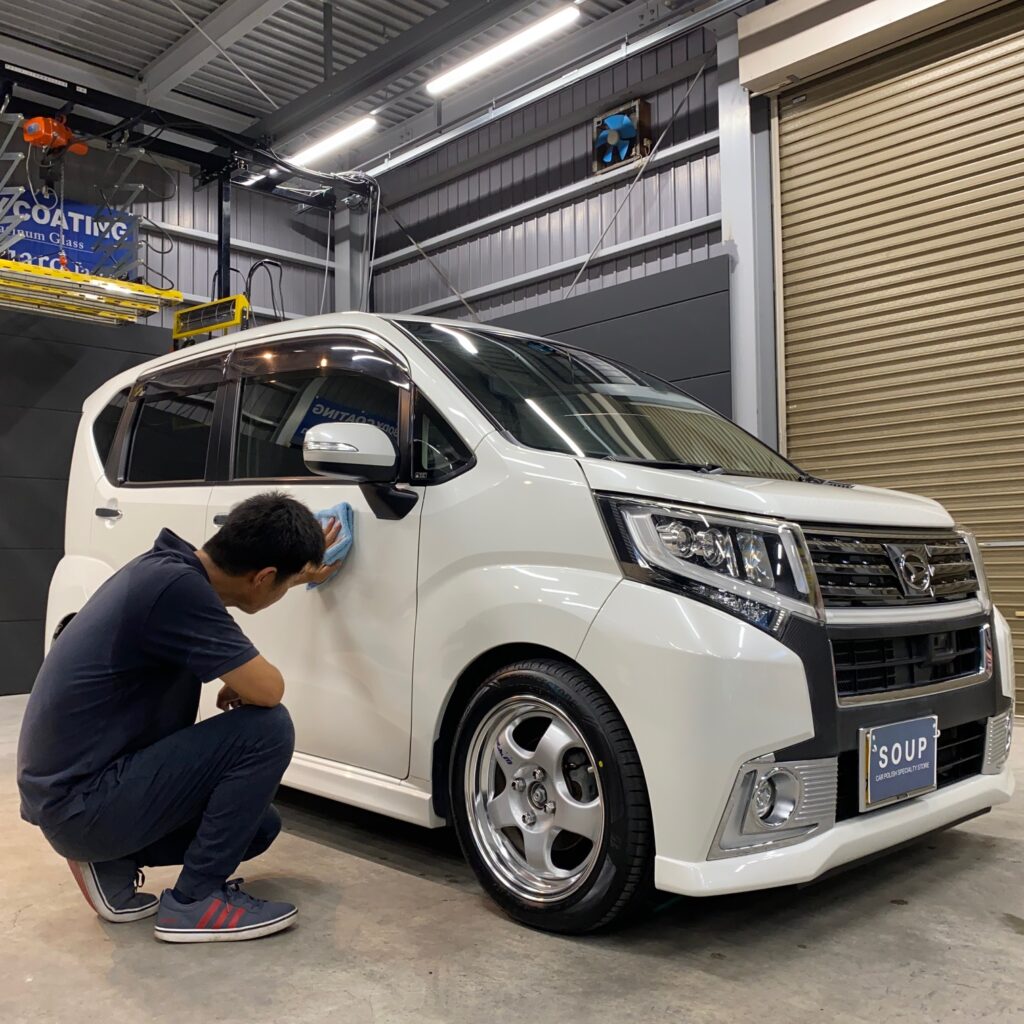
left=597, top=495, right=823, bottom=635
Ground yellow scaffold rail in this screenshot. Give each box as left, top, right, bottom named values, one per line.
left=0, top=258, right=183, bottom=324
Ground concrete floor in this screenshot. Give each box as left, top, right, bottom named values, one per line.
left=1, top=694, right=1022, bottom=1024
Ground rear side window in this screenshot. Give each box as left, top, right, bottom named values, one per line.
left=127, top=382, right=219, bottom=483
left=92, top=388, right=130, bottom=468
left=235, top=369, right=400, bottom=480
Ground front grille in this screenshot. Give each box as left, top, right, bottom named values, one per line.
left=836, top=718, right=987, bottom=820
left=832, top=626, right=984, bottom=700
left=803, top=530, right=978, bottom=608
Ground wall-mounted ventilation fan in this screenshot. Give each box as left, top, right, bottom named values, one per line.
left=592, top=99, right=651, bottom=175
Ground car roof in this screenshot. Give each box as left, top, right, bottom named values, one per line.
left=143, top=310, right=545, bottom=376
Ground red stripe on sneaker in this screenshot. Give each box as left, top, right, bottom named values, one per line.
left=226, top=907, right=245, bottom=929
left=196, top=899, right=222, bottom=929
left=67, top=860, right=98, bottom=914
left=212, top=904, right=232, bottom=929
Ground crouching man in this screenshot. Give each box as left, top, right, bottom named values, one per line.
left=17, top=492, right=341, bottom=943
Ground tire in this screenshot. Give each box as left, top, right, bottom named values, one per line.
left=449, top=658, right=653, bottom=933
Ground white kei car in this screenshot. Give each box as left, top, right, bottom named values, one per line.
left=48, top=313, right=1015, bottom=932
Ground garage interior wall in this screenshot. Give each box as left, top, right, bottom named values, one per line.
left=493, top=255, right=731, bottom=415
left=371, top=24, right=722, bottom=320
left=775, top=3, right=1024, bottom=703
left=0, top=313, right=170, bottom=695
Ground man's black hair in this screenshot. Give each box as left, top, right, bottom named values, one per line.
left=203, top=492, right=324, bottom=578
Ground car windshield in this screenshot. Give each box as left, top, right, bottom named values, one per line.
left=397, top=320, right=804, bottom=481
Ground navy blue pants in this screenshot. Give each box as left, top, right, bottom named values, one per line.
left=42, top=704, right=295, bottom=900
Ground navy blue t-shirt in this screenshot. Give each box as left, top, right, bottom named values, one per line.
left=17, top=529, right=258, bottom=828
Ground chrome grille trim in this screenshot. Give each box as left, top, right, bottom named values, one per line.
left=802, top=528, right=979, bottom=608
left=982, top=710, right=1013, bottom=775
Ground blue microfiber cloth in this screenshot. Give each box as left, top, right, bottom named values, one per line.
left=308, top=501, right=355, bottom=589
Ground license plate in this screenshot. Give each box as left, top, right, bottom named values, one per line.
left=859, top=716, right=939, bottom=812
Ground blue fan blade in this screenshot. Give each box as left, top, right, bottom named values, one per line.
left=618, top=122, right=637, bottom=140
left=618, top=141, right=630, bottom=161
left=602, top=148, right=613, bottom=163
left=596, top=129, right=609, bottom=146
left=605, top=114, right=631, bottom=131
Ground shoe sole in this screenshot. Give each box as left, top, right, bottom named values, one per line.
left=154, top=909, right=297, bottom=943
left=67, top=860, right=159, bottom=924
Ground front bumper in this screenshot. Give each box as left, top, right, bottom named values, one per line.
left=655, top=763, right=1014, bottom=896
left=576, top=581, right=1015, bottom=898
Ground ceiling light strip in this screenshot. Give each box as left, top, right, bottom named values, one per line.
left=426, top=6, right=581, bottom=97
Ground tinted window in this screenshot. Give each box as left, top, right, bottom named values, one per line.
left=235, top=368, right=400, bottom=480
left=127, top=383, right=218, bottom=483
left=399, top=321, right=803, bottom=481
left=93, top=388, right=130, bottom=468
left=412, top=393, right=473, bottom=483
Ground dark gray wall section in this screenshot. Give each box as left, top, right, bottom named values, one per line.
left=491, top=256, right=731, bottom=416
left=0, top=313, right=170, bottom=695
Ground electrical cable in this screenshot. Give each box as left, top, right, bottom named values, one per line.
left=564, top=62, right=708, bottom=300
left=319, top=206, right=333, bottom=315
left=247, top=259, right=285, bottom=322
left=379, top=199, right=479, bottom=321
left=164, top=0, right=279, bottom=111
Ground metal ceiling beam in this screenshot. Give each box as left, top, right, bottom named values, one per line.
left=0, top=38, right=254, bottom=133
left=141, top=0, right=293, bottom=102
left=249, top=0, right=537, bottom=144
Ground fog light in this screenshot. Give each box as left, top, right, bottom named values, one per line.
left=753, top=776, right=776, bottom=819
left=749, top=768, right=799, bottom=829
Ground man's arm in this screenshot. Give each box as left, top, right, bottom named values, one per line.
left=220, top=655, right=285, bottom=708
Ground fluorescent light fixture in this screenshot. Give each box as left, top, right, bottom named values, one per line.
left=426, top=6, right=581, bottom=97
left=289, top=116, right=378, bottom=167
left=239, top=173, right=266, bottom=186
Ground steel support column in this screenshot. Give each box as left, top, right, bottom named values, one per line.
left=716, top=23, right=778, bottom=446
left=216, top=171, right=232, bottom=299
left=334, top=200, right=371, bottom=313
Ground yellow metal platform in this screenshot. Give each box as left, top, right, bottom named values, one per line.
left=0, top=258, right=183, bottom=324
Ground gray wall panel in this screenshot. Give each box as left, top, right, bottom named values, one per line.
left=0, top=479, right=68, bottom=550
left=0, top=622, right=47, bottom=697
left=675, top=372, right=732, bottom=417
left=0, top=549, right=62, bottom=623
left=0, top=313, right=170, bottom=693
left=373, top=25, right=723, bottom=317
left=492, top=257, right=731, bottom=418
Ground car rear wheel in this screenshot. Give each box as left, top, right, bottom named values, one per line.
left=450, top=659, right=653, bottom=933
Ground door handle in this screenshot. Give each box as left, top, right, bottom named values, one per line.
left=94, top=507, right=123, bottom=521
left=212, top=514, right=228, bottom=526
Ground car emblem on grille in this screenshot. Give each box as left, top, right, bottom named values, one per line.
left=885, top=544, right=934, bottom=595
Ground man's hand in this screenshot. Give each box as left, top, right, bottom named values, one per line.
left=217, top=684, right=244, bottom=711
left=291, top=516, right=344, bottom=587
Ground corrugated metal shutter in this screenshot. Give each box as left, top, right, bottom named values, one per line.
left=776, top=4, right=1024, bottom=704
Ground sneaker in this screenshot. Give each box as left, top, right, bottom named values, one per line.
left=154, top=878, right=297, bottom=943
left=67, top=859, right=159, bottom=923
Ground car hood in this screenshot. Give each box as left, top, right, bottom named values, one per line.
left=579, top=460, right=954, bottom=530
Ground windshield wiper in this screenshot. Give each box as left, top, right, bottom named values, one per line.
left=602, top=455, right=726, bottom=474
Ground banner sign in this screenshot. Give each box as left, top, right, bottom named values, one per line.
left=4, top=195, right=138, bottom=275
left=291, top=395, right=399, bottom=446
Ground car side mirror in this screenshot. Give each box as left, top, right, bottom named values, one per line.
left=302, top=422, right=398, bottom=483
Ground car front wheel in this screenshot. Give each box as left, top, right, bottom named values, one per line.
left=450, top=658, right=653, bottom=933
